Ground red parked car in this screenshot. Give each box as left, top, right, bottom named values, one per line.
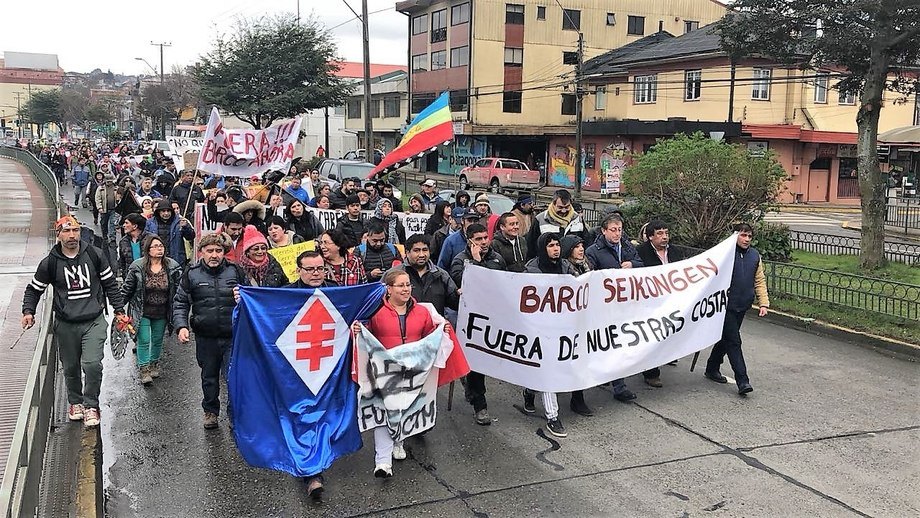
left=459, top=157, right=540, bottom=193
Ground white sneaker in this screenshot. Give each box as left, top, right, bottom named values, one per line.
left=392, top=443, right=407, bottom=461
left=374, top=464, right=393, bottom=478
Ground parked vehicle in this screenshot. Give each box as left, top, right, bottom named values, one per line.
left=458, top=157, right=541, bottom=193
left=342, top=148, right=385, bottom=165
left=317, top=158, right=401, bottom=198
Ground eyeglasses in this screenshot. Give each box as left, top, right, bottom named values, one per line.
left=298, top=266, right=325, bottom=273
left=249, top=246, right=268, bottom=252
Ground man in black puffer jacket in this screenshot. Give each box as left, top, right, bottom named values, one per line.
left=173, top=233, right=248, bottom=430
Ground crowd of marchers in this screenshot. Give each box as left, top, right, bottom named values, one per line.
left=18, top=138, right=769, bottom=498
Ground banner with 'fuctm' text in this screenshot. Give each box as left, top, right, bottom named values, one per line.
left=456, top=235, right=737, bottom=392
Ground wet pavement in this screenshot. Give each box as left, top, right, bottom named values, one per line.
left=96, top=307, right=919, bottom=516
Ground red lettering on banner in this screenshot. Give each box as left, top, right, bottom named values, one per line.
left=244, top=133, right=256, bottom=156
left=295, top=300, right=337, bottom=371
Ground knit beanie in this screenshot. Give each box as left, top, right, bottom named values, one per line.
left=560, top=234, right=583, bottom=259
left=242, top=225, right=268, bottom=253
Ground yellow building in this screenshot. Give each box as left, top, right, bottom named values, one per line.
left=553, top=25, right=918, bottom=201
left=0, top=52, right=64, bottom=140
left=395, top=0, right=727, bottom=174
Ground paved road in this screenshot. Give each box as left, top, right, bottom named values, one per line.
left=763, top=210, right=862, bottom=237
left=97, top=314, right=919, bottom=517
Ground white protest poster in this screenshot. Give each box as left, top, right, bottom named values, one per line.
left=193, top=202, right=221, bottom=253
left=306, top=206, right=432, bottom=239
left=167, top=136, right=204, bottom=170
left=456, top=235, right=737, bottom=392
left=355, top=324, right=445, bottom=442
left=197, top=107, right=303, bottom=178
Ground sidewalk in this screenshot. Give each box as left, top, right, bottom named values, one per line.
left=0, top=158, right=52, bottom=477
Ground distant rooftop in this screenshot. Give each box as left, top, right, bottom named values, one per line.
left=1, top=51, right=61, bottom=71
left=584, top=24, right=726, bottom=77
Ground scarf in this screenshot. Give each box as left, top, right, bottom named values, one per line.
left=374, top=199, right=399, bottom=245
left=546, top=203, right=575, bottom=227
left=239, top=253, right=270, bottom=286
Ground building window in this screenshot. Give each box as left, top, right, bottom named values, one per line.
left=333, top=105, right=346, bottom=116
left=411, top=53, right=428, bottom=72
left=346, top=100, right=361, bottom=119
left=411, top=94, right=436, bottom=113
left=451, top=3, right=470, bottom=25
left=561, top=93, right=577, bottom=115
left=814, top=73, right=829, bottom=103
left=684, top=21, right=699, bottom=33
left=627, top=15, right=645, bottom=35
left=606, top=13, right=616, bottom=26
left=431, top=9, right=447, bottom=43
left=562, top=51, right=578, bottom=65
left=506, top=4, right=524, bottom=25
left=537, top=5, right=546, bottom=20
left=839, top=88, right=857, bottom=105
left=585, top=143, right=596, bottom=169
left=450, top=90, right=469, bottom=112
left=411, top=15, right=428, bottom=35
left=595, top=86, right=607, bottom=110
left=384, top=97, right=400, bottom=118
left=450, top=46, right=469, bottom=67
left=369, top=99, right=380, bottom=119
left=431, top=50, right=447, bottom=70
left=751, top=68, right=771, bottom=100
left=504, top=47, right=524, bottom=66
left=503, top=91, right=522, bottom=113
left=562, top=9, right=581, bottom=31
left=685, top=70, right=702, bottom=101
left=634, top=74, right=657, bottom=104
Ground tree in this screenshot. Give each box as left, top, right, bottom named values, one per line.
left=194, top=14, right=353, bottom=129
left=716, top=1, right=920, bottom=269
left=621, top=133, right=787, bottom=249
left=60, top=89, right=90, bottom=131
left=22, top=90, right=63, bottom=138
left=84, top=103, right=113, bottom=131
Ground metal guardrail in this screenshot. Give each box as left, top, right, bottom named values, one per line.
left=0, top=145, right=62, bottom=518
left=790, top=230, right=920, bottom=265
left=886, top=196, right=920, bottom=233
left=764, top=261, right=920, bottom=321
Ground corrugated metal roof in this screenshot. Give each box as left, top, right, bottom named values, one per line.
left=584, top=23, right=725, bottom=76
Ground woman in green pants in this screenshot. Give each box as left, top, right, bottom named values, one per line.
left=120, top=234, right=182, bottom=385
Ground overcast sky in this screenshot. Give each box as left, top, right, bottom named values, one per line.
left=0, top=0, right=407, bottom=74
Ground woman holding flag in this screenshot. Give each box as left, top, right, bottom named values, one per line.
left=352, top=269, right=468, bottom=478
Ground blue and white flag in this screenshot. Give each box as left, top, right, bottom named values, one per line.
left=230, top=284, right=385, bottom=477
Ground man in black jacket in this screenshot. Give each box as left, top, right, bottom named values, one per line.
left=334, top=195, right=366, bottom=247
left=168, top=170, right=205, bottom=220
left=635, top=219, right=686, bottom=388
left=118, top=213, right=150, bottom=278
left=287, top=251, right=339, bottom=289
left=491, top=212, right=529, bottom=272
left=173, top=233, right=248, bottom=430
left=397, top=234, right=459, bottom=317
left=21, top=215, right=128, bottom=428
left=357, top=220, right=401, bottom=283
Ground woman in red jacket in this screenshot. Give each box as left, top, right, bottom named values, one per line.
left=352, top=269, right=432, bottom=478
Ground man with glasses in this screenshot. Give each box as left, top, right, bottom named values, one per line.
left=585, top=213, right=643, bottom=403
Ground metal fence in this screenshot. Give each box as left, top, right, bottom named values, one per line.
left=764, top=261, right=920, bottom=321
left=789, top=230, right=920, bottom=265
left=0, top=146, right=62, bottom=518
left=886, top=196, right=920, bottom=233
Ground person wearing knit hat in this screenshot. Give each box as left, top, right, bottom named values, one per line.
left=512, top=192, right=537, bottom=237
left=138, top=196, right=154, bottom=218
left=238, top=225, right=287, bottom=287
left=473, top=193, right=500, bottom=240
left=144, top=199, right=195, bottom=264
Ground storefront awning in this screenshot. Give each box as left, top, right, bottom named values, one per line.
left=878, top=126, right=920, bottom=145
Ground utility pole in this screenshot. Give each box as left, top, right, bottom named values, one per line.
left=727, top=57, right=737, bottom=122
left=361, top=0, right=374, bottom=158
left=151, top=41, right=172, bottom=137
left=13, top=92, right=23, bottom=139
left=574, top=32, right=585, bottom=196
left=324, top=106, right=331, bottom=157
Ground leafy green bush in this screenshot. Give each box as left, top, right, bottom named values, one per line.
left=753, top=222, right=792, bottom=261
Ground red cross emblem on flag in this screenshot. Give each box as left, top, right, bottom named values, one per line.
left=295, top=301, right=336, bottom=372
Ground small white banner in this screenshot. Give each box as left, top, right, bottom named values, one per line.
left=456, top=235, right=737, bottom=392
left=355, top=323, right=445, bottom=442
left=167, top=136, right=204, bottom=170
left=197, top=107, right=302, bottom=178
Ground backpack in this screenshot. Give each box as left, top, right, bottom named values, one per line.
left=356, top=242, right=397, bottom=259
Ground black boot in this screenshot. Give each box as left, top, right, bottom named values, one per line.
left=569, top=390, right=594, bottom=416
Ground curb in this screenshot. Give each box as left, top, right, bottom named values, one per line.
left=840, top=221, right=920, bottom=241
left=780, top=205, right=862, bottom=214
left=75, top=428, right=102, bottom=518
left=763, top=309, right=920, bottom=361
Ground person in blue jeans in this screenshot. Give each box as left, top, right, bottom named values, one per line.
left=121, top=235, right=182, bottom=385
left=705, top=223, right=770, bottom=395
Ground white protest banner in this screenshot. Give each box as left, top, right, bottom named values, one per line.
left=197, top=107, right=302, bottom=178
left=193, top=202, right=222, bottom=253
left=305, top=206, right=432, bottom=239
left=355, top=323, right=445, bottom=442
left=167, top=136, right=204, bottom=170
left=456, top=235, right=737, bottom=393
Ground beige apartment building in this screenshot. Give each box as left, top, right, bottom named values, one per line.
left=0, top=52, right=63, bottom=140
left=395, top=0, right=727, bottom=174
left=548, top=25, right=918, bottom=201
left=344, top=70, right=410, bottom=153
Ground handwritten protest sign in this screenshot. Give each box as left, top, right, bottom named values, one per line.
left=305, top=206, right=432, bottom=239
left=268, top=241, right=317, bottom=282
left=197, top=107, right=303, bottom=178
left=456, top=235, right=737, bottom=392
left=167, top=136, right=204, bottom=170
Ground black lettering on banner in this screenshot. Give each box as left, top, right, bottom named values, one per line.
left=464, top=312, right=543, bottom=366
left=359, top=403, right=387, bottom=430
left=557, top=334, right=580, bottom=361
left=400, top=399, right=436, bottom=437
